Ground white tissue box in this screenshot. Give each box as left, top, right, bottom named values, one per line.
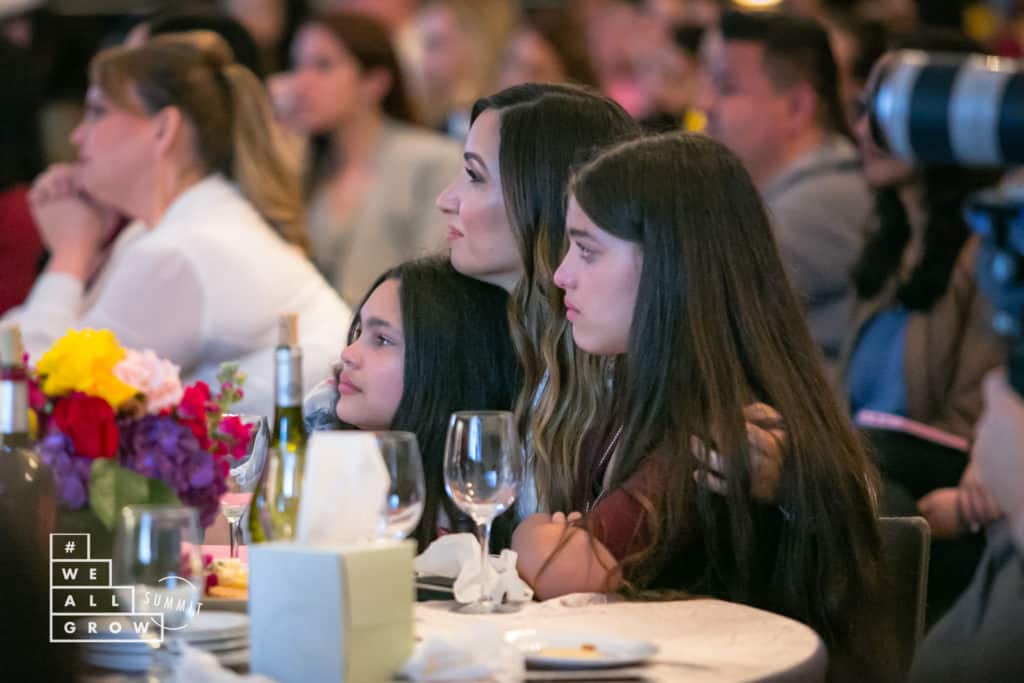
left=249, top=540, right=415, bottom=683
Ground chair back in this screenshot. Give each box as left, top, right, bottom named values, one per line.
left=879, top=516, right=931, bottom=678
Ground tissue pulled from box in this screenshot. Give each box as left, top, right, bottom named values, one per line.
left=296, top=431, right=390, bottom=546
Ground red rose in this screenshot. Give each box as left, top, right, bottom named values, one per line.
left=52, top=393, right=119, bottom=459
left=177, top=382, right=214, bottom=448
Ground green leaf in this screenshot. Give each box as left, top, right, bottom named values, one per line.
left=148, top=478, right=180, bottom=506
left=88, top=460, right=180, bottom=530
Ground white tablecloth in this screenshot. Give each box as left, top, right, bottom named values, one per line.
left=415, top=595, right=827, bottom=682
left=83, top=595, right=826, bottom=682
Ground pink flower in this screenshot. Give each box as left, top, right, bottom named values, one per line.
left=113, top=349, right=184, bottom=414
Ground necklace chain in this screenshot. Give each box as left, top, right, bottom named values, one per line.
left=585, top=424, right=623, bottom=514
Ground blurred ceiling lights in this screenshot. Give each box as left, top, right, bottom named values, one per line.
left=732, top=0, right=784, bottom=9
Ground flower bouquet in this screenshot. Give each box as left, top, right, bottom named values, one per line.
left=30, top=329, right=253, bottom=547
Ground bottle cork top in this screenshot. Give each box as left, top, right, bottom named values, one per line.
left=277, top=313, right=299, bottom=347
left=0, top=326, right=24, bottom=367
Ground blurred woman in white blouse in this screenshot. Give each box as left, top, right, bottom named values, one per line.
left=3, top=31, right=351, bottom=415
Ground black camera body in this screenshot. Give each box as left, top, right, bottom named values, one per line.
left=865, top=50, right=1024, bottom=394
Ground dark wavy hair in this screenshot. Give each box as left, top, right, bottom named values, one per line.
left=469, top=84, right=641, bottom=510
left=851, top=30, right=1003, bottom=310
left=347, top=257, right=522, bottom=550
left=571, top=133, right=890, bottom=678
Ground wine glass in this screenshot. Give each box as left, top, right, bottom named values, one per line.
left=220, top=414, right=269, bottom=558
left=113, top=505, right=203, bottom=679
left=375, top=432, right=426, bottom=541
left=443, top=411, right=522, bottom=614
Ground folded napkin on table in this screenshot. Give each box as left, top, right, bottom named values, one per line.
left=400, top=624, right=524, bottom=682
left=414, top=533, right=534, bottom=605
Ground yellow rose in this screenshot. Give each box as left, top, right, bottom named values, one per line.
left=36, top=329, right=139, bottom=408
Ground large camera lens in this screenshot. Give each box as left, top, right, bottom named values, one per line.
left=865, top=50, right=1024, bottom=166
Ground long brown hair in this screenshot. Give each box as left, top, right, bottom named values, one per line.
left=572, top=133, right=889, bottom=676
left=470, top=84, right=641, bottom=511
left=90, top=31, right=308, bottom=252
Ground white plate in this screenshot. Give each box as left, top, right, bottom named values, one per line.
left=180, top=610, right=249, bottom=642
left=504, top=629, right=658, bottom=670
left=83, top=647, right=151, bottom=672
left=86, top=640, right=151, bottom=654
left=194, top=635, right=250, bottom=653
left=202, top=595, right=248, bottom=613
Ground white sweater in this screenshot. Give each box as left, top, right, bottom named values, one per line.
left=5, top=174, right=352, bottom=416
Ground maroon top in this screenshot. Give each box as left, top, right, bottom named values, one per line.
left=0, top=185, right=42, bottom=315
left=573, top=418, right=704, bottom=590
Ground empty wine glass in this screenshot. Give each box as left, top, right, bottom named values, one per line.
left=375, top=432, right=426, bottom=541
left=443, top=411, right=521, bottom=614
left=219, top=414, right=269, bottom=558
left=113, top=505, right=203, bottom=679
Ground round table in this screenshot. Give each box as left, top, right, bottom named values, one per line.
left=82, top=595, right=826, bottom=682
left=414, top=596, right=827, bottom=682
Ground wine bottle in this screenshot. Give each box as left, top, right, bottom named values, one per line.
left=0, top=326, right=56, bottom=563
left=248, top=314, right=308, bottom=541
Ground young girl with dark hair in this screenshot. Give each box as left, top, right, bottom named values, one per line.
left=326, top=256, right=521, bottom=550
left=514, top=133, right=892, bottom=680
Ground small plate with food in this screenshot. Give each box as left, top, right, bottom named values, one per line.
left=203, top=558, right=248, bottom=612
left=504, top=629, right=657, bottom=669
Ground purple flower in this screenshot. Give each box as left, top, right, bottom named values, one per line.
left=118, top=415, right=226, bottom=527
left=38, top=431, right=91, bottom=509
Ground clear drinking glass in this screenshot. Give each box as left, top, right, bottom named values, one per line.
left=220, top=414, right=269, bottom=558
left=375, top=431, right=426, bottom=540
left=443, top=411, right=521, bottom=614
left=113, top=505, right=203, bottom=680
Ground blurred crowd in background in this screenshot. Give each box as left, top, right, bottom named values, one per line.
left=2, top=0, right=1022, bottom=202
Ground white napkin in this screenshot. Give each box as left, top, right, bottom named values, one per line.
left=296, top=431, right=390, bottom=546
left=400, top=624, right=524, bottom=682
left=415, top=533, right=534, bottom=604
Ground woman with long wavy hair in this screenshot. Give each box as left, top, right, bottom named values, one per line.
left=436, top=84, right=641, bottom=517
left=513, top=133, right=893, bottom=680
